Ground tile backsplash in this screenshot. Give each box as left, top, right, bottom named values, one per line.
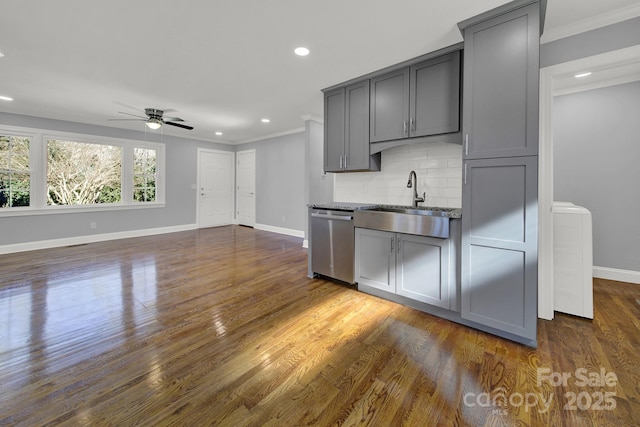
left=334, top=141, right=462, bottom=208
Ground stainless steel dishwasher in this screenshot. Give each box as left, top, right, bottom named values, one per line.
left=310, top=208, right=355, bottom=284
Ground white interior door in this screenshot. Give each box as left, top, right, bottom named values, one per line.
left=197, top=149, right=234, bottom=228
left=236, top=149, right=256, bottom=227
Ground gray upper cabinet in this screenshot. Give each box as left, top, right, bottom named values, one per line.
left=324, top=87, right=345, bottom=172
left=369, top=68, right=410, bottom=142
left=410, top=52, right=461, bottom=138
left=461, top=2, right=540, bottom=159
left=324, top=80, right=381, bottom=173
left=370, top=51, right=461, bottom=144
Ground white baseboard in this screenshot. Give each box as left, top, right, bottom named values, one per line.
left=254, top=223, right=305, bottom=239
left=0, top=224, right=197, bottom=255
left=302, top=239, right=308, bottom=249
left=593, top=266, right=640, bottom=284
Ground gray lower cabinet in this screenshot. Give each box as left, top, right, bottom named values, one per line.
left=354, top=228, right=395, bottom=292
left=323, top=80, right=381, bottom=172
left=461, top=156, right=538, bottom=343
left=355, top=228, right=452, bottom=309
left=369, top=51, right=461, bottom=143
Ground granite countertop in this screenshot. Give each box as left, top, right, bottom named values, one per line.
left=308, top=202, right=377, bottom=211
left=309, top=203, right=462, bottom=218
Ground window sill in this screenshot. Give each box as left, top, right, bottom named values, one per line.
left=0, top=202, right=166, bottom=218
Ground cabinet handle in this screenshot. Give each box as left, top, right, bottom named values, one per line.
left=403, top=121, right=408, bottom=135
left=390, top=238, right=394, bottom=253
left=465, top=134, right=469, bottom=156
left=344, top=155, right=348, bottom=168
left=339, top=155, right=343, bottom=169
left=410, top=117, right=415, bottom=132
left=464, top=163, right=468, bottom=184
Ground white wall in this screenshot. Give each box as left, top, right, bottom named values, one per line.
left=236, top=132, right=306, bottom=234
left=553, top=81, right=640, bottom=272
left=333, top=141, right=462, bottom=208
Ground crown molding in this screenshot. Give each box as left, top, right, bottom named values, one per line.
left=542, top=4, right=640, bottom=43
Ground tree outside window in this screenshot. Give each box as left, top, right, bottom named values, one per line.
left=47, top=139, right=122, bottom=205
left=0, top=135, right=30, bottom=208
left=133, top=148, right=156, bottom=202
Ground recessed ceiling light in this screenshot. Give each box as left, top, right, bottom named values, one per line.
left=0, top=95, right=13, bottom=101
left=0, top=52, right=5, bottom=58
left=261, top=118, right=270, bottom=123
left=294, top=47, right=310, bottom=56
left=574, top=72, right=592, bottom=78
left=215, top=131, right=223, bottom=136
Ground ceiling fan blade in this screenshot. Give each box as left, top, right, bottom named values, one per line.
left=118, top=111, right=147, bottom=119
left=165, top=121, right=194, bottom=130
left=164, top=117, right=184, bottom=122
left=108, top=118, right=145, bottom=121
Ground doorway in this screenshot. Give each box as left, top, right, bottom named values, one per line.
left=236, top=149, right=256, bottom=227
left=538, top=44, right=640, bottom=319
left=197, top=149, right=235, bottom=228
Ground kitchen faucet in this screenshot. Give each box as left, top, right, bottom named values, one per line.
left=407, top=170, right=425, bottom=207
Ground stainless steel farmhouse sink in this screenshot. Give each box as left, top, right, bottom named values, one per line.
left=354, top=206, right=460, bottom=238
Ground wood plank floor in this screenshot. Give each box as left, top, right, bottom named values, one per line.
left=0, top=225, right=638, bottom=426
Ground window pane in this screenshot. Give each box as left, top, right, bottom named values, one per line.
left=0, top=138, right=8, bottom=169
left=133, top=174, right=146, bottom=187
left=13, top=138, right=30, bottom=171
left=0, top=173, right=8, bottom=208
left=9, top=172, right=30, bottom=207
left=0, top=136, right=31, bottom=208
left=133, top=148, right=157, bottom=203
left=47, top=139, right=122, bottom=205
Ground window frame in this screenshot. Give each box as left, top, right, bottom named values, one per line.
left=0, top=125, right=165, bottom=217
left=0, top=132, right=34, bottom=209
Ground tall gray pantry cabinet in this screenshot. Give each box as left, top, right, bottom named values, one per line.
left=458, top=0, right=543, bottom=346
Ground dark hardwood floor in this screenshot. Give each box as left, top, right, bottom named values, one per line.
left=0, top=225, right=638, bottom=426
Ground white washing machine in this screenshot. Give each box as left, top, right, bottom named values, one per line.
left=552, top=202, right=593, bottom=319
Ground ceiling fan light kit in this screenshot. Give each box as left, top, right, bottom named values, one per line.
left=146, top=118, right=163, bottom=130
left=109, top=107, right=194, bottom=131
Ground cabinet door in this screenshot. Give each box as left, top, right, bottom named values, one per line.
left=396, top=234, right=451, bottom=309
left=355, top=228, right=395, bottom=292
left=324, top=87, right=345, bottom=172
left=369, top=68, right=410, bottom=143
left=345, top=80, right=371, bottom=171
left=462, top=4, right=539, bottom=159
left=461, top=156, right=538, bottom=343
left=410, top=51, right=460, bottom=138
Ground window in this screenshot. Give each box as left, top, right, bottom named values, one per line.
left=0, top=127, right=164, bottom=216
left=47, top=139, right=122, bottom=205
left=133, top=148, right=156, bottom=202
left=0, top=135, right=30, bottom=208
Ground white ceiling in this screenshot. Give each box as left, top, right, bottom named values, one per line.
left=1, top=0, right=639, bottom=144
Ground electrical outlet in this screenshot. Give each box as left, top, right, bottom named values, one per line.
left=90, top=222, right=96, bottom=229
left=282, top=216, right=285, bottom=223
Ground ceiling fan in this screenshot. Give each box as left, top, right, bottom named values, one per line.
left=109, top=108, right=194, bottom=130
